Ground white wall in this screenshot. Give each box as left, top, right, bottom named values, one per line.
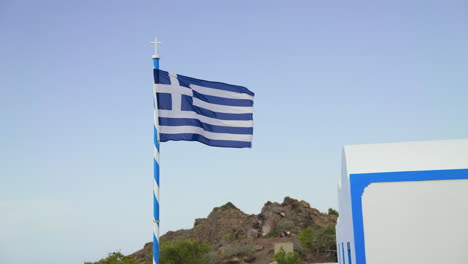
left=362, top=179, right=468, bottom=264
left=344, top=139, right=468, bottom=174
left=338, top=139, right=468, bottom=264
left=336, top=151, right=356, bottom=264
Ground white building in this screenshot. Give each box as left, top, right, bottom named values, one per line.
left=336, top=139, right=468, bottom=264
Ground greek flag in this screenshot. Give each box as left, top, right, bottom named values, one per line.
left=154, top=69, right=254, bottom=148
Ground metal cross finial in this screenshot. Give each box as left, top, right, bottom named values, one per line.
left=151, top=37, right=161, bottom=59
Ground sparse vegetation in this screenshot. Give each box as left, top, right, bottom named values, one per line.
left=292, top=238, right=306, bottom=256
left=328, top=208, right=339, bottom=216
left=219, top=202, right=238, bottom=210
left=269, top=218, right=296, bottom=237
left=84, top=252, right=148, bottom=264
left=220, top=232, right=234, bottom=241
left=215, top=232, right=237, bottom=248
left=160, top=239, right=210, bottom=264
left=208, top=241, right=256, bottom=264
left=274, top=248, right=301, bottom=264
left=223, top=241, right=256, bottom=258
left=298, top=226, right=337, bottom=258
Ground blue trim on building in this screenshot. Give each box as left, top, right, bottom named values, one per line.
left=349, top=168, right=468, bottom=264
left=341, top=243, right=345, bottom=264
left=347, top=242, right=352, bottom=264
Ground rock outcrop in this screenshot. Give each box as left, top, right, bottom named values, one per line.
left=130, top=197, right=337, bottom=264
left=255, top=197, right=337, bottom=237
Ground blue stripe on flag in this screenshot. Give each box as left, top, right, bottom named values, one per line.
left=192, top=105, right=253, bottom=120
left=178, top=74, right=254, bottom=95
left=154, top=69, right=254, bottom=96
left=157, top=93, right=172, bottom=110
left=192, top=90, right=253, bottom=107
left=154, top=69, right=170, bottom=85
left=160, top=133, right=251, bottom=148
left=159, top=117, right=253, bottom=134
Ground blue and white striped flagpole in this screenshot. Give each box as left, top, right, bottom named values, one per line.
left=151, top=37, right=161, bottom=264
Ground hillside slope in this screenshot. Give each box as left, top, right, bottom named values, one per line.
left=130, top=197, right=337, bottom=264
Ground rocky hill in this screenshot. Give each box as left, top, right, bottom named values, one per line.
left=129, top=197, right=337, bottom=264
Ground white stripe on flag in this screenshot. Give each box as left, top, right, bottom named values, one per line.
left=157, top=84, right=192, bottom=96
left=190, top=84, right=254, bottom=100
left=159, top=125, right=252, bottom=141
left=192, top=97, right=253, bottom=114
left=158, top=110, right=253, bottom=127
left=154, top=113, right=159, bottom=130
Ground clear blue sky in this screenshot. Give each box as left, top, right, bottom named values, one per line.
left=1, top=0, right=467, bottom=263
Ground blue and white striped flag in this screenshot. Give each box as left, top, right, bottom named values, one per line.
left=154, top=69, right=254, bottom=148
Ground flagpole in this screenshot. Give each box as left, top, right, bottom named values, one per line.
left=151, top=37, right=161, bottom=264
